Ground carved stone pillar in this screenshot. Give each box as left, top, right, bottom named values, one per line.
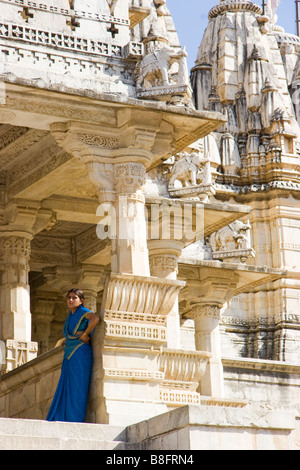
left=0, top=233, right=37, bottom=372
left=0, top=234, right=31, bottom=341
left=31, top=293, right=56, bottom=355
left=51, top=121, right=155, bottom=278
left=189, top=304, right=224, bottom=398
left=0, top=201, right=55, bottom=371
left=149, top=240, right=184, bottom=348
left=181, top=268, right=238, bottom=399
left=51, top=120, right=188, bottom=425
left=112, top=162, right=149, bottom=276
left=77, top=263, right=105, bottom=312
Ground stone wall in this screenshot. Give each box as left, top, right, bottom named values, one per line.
left=223, top=357, right=300, bottom=408
left=0, top=347, right=63, bottom=419
left=126, top=404, right=299, bottom=450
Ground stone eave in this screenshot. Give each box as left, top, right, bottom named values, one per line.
left=178, top=258, right=285, bottom=296
left=129, top=6, right=150, bottom=29
left=146, top=195, right=252, bottom=240
left=1, top=82, right=227, bottom=157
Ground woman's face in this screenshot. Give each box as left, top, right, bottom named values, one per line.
left=67, top=293, right=83, bottom=311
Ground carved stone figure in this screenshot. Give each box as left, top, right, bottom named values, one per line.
left=168, top=152, right=205, bottom=187
left=135, top=45, right=188, bottom=90
left=210, top=220, right=252, bottom=253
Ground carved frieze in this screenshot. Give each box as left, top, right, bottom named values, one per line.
left=0, top=127, right=48, bottom=171
left=5, top=87, right=119, bottom=122
left=0, top=22, right=127, bottom=55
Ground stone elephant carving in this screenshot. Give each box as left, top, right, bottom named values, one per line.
left=135, top=45, right=187, bottom=90
left=169, top=152, right=205, bottom=187
left=210, top=220, right=251, bottom=252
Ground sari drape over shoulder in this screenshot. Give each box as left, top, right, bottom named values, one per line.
left=46, top=305, right=94, bottom=423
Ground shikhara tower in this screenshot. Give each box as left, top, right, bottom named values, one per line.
left=0, top=0, right=299, bottom=450
left=190, top=0, right=300, bottom=363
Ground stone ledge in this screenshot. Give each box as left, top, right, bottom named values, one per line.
left=0, top=347, right=63, bottom=394
left=222, top=356, right=300, bottom=374
left=126, top=404, right=296, bottom=445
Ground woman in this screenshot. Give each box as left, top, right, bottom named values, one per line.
left=46, top=288, right=99, bottom=423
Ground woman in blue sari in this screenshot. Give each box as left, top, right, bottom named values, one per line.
left=47, top=288, right=99, bottom=423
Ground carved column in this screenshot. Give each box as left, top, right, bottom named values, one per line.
left=181, top=268, right=238, bottom=399
left=112, top=162, right=149, bottom=276
left=189, top=304, right=224, bottom=398
left=51, top=120, right=187, bottom=425
left=51, top=121, right=154, bottom=278
left=0, top=233, right=37, bottom=372
left=0, top=201, right=55, bottom=369
left=31, top=292, right=57, bottom=355
left=77, top=263, right=105, bottom=312
left=149, top=240, right=184, bottom=348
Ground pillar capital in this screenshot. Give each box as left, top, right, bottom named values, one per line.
left=189, top=303, right=221, bottom=321
left=0, top=199, right=56, bottom=237
left=181, top=272, right=238, bottom=311
left=50, top=120, right=158, bottom=168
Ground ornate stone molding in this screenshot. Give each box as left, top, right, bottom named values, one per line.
left=158, top=349, right=210, bottom=384
left=114, top=162, right=146, bottom=199
left=105, top=321, right=167, bottom=343
left=0, top=235, right=31, bottom=259
left=0, top=0, right=130, bottom=26
left=50, top=122, right=120, bottom=161
left=0, top=21, right=127, bottom=57
left=189, top=304, right=221, bottom=320
left=157, top=349, right=211, bottom=407
left=149, top=254, right=178, bottom=277
left=5, top=339, right=38, bottom=373
left=104, top=368, right=164, bottom=381
left=159, top=389, right=200, bottom=405
left=102, top=273, right=185, bottom=319
left=211, top=248, right=256, bottom=263
left=51, top=121, right=157, bottom=168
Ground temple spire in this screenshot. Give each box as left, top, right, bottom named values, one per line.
left=296, top=0, right=300, bottom=36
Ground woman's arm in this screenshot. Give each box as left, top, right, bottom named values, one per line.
left=79, top=312, right=100, bottom=342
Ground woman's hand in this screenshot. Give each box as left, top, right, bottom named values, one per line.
left=75, top=332, right=90, bottom=342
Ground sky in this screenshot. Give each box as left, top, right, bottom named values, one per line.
left=168, top=0, right=297, bottom=70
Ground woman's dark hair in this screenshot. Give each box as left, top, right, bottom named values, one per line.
left=66, top=288, right=85, bottom=303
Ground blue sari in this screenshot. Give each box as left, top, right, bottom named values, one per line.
left=46, top=305, right=94, bottom=423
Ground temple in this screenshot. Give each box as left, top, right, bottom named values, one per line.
left=0, top=0, right=300, bottom=450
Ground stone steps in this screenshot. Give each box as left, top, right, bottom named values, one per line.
left=0, top=418, right=138, bottom=450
